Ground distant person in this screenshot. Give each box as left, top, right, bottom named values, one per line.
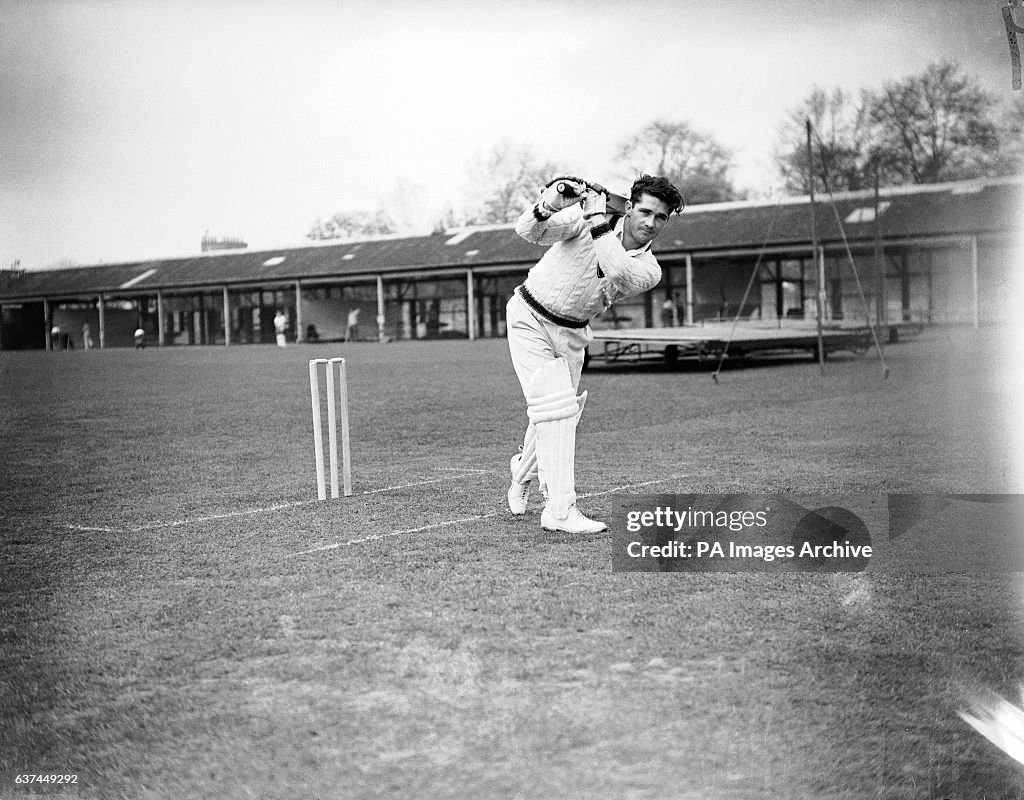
left=660, top=292, right=681, bottom=327
left=50, top=324, right=61, bottom=350
left=424, top=302, right=440, bottom=338
left=660, top=297, right=675, bottom=327
left=82, top=323, right=94, bottom=349
left=345, top=308, right=360, bottom=342
left=274, top=310, right=288, bottom=347
left=305, top=323, right=321, bottom=342
left=134, top=327, right=145, bottom=349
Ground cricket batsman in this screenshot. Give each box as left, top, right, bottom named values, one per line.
left=506, top=174, right=684, bottom=533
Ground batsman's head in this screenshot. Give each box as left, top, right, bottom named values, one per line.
left=622, top=174, right=684, bottom=249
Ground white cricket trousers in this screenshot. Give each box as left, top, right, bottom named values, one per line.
left=506, top=293, right=591, bottom=395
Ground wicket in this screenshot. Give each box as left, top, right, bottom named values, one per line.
left=309, top=357, right=352, bottom=500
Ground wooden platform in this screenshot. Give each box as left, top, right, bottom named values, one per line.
left=586, top=320, right=920, bottom=367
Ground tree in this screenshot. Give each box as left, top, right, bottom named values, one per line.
left=867, top=60, right=1000, bottom=184
left=307, top=209, right=395, bottom=241
left=462, top=140, right=560, bottom=225
left=615, top=120, right=740, bottom=205
left=993, top=93, right=1024, bottom=176
left=43, top=257, right=77, bottom=271
left=774, top=86, right=875, bottom=194
left=378, top=178, right=453, bottom=236
left=308, top=177, right=455, bottom=240
left=431, top=207, right=460, bottom=235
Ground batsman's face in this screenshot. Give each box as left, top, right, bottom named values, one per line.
left=624, top=193, right=672, bottom=248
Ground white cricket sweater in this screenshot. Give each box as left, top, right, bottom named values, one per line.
left=514, top=204, right=662, bottom=322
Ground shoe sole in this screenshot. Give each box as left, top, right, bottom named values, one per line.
left=541, top=522, right=607, bottom=533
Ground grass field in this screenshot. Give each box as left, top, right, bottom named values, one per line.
left=2, top=327, right=1024, bottom=799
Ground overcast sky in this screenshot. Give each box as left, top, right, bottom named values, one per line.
left=0, top=0, right=1016, bottom=269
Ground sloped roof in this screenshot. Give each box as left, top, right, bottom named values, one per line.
left=2, top=176, right=1020, bottom=301
left=655, top=176, right=1022, bottom=252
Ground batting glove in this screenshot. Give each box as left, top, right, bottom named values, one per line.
left=582, top=190, right=607, bottom=219
left=539, top=177, right=586, bottom=214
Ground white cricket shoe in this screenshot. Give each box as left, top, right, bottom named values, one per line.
left=541, top=505, right=607, bottom=533
left=507, top=454, right=530, bottom=515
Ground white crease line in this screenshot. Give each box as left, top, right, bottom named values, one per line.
left=68, top=472, right=683, bottom=541
left=68, top=468, right=492, bottom=534
left=287, top=513, right=498, bottom=557
left=130, top=500, right=313, bottom=532
left=287, top=474, right=690, bottom=557
left=361, top=470, right=490, bottom=495
left=578, top=475, right=688, bottom=499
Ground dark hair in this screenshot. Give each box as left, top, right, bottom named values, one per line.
left=630, top=174, right=684, bottom=214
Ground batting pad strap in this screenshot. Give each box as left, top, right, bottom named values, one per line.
left=528, top=385, right=575, bottom=403
left=528, top=396, right=579, bottom=424
left=528, top=387, right=576, bottom=415
left=575, top=390, right=588, bottom=420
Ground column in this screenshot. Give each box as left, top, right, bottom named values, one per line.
left=98, top=293, right=106, bottom=349
left=466, top=269, right=476, bottom=341
left=157, top=290, right=165, bottom=346
left=223, top=286, right=231, bottom=345
left=295, top=280, right=303, bottom=343
left=971, top=235, right=980, bottom=329
left=817, top=246, right=828, bottom=321
left=685, top=253, right=694, bottom=325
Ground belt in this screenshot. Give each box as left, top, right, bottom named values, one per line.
left=516, top=285, right=589, bottom=329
